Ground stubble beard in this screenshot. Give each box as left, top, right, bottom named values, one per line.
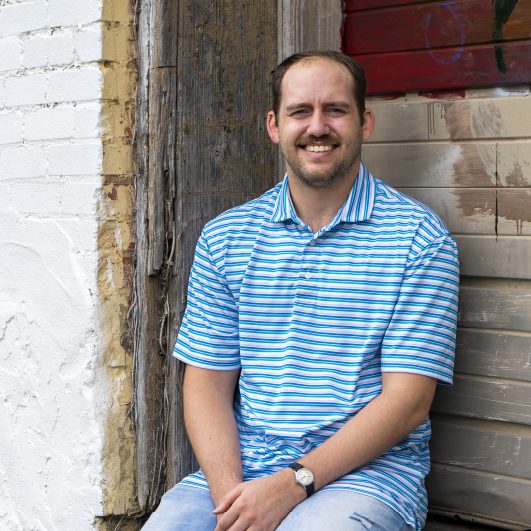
left=284, top=143, right=361, bottom=190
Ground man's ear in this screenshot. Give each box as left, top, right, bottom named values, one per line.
left=266, top=111, right=280, bottom=144
left=361, top=108, right=375, bottom=142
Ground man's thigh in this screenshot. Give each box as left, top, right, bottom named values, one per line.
left=141, top=484, right=216, bottom=531
left=277, top=490, right=413, bottom=531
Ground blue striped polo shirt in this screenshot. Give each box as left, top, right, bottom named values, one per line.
left=174, top=162, right=460, bottom=530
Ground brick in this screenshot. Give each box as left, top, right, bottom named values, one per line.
left=48, top=0, right=102, bottom=27
left=0, top=145, right=47, bottom=179
left=0, top=37, right=21, bottom=72
left=74, top=26, right=102, bottom=63
left=21, top=34, right=49, bottom=69
left=0, top=111, right=22, bottom=144
left=0, top=1, right=48, bottom=37
left=7, top=179, right=100, bottom=216
left=23, top=105, right=75, bottom=141
left=5, top=73, right=47, bottom=107
left=47, top=142, right=101, bottom=175
left=47, top=66, right=101, bottom=103
left=47, top=31, right=75, bottom=66
left=73, top=103, right=101, bottom=139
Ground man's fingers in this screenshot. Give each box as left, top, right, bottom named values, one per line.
left=214, top=507, right=240, bottom=531
left=213, top=484, right=243, bottom=515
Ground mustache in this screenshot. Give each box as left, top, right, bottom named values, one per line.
left=297, top=135, right=340, bottom=145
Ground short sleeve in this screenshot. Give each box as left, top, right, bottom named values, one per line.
left=173, top=231, right=241, bottom=370
left=381, top=234, right=459, bottom=384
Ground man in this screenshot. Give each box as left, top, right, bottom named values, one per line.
left=143, top=51, right=459, bottom=530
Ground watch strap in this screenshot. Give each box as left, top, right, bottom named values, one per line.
left=287, top=462, right=315, bottom=497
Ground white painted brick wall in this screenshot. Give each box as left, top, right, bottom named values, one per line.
left=0, top=0, right=107, bottom=529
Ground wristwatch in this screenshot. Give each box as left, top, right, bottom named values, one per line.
left=288, top=462, right=315, bottom=497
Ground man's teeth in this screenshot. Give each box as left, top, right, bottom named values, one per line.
left=305, top=145, right=333, bottom=152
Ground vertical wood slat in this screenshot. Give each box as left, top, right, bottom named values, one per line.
left=167, top=0, right=279, bottom=487
left=133, top=0, right=178, bottom=512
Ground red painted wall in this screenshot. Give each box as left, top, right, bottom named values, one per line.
left=343, top=0, right=531, bottom=94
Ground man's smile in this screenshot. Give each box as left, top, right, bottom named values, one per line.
left=304, top=144, right=335, bottom=152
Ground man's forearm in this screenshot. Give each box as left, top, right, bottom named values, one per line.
left=297, top=372, right=437, bottom=491
left=183, top=365, right=242, bottom=505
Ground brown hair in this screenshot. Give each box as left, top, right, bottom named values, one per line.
left=271, top=51, right=367, bottom=121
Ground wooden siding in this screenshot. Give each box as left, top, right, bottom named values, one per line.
left=364, top=90, right=531, bottom=527
left=343, top=0, right=531, bottom=94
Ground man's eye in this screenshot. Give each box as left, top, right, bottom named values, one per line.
left=329, top=108, right=346, bottom=115
left=291, top=109, right=309, bottom=116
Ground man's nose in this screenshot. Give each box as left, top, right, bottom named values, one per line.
left=307, top=110, right=329, bottom=137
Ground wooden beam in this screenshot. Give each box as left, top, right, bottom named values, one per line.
left=455, top=329, right=531, bottom=382
left=431, top=416, right=531, bottom=479
left=166, top=0, right=279, bottom=488
left=278, top=0, right=342, bottom=61
left=345, top=1, right=531, bottom=54
left=456, top=236, right=531, bottom=279
left=427, top=464, right=531, bottom=528
left=432, top=375, right=531, bottom=425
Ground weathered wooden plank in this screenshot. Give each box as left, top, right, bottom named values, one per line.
left=369, top=94, right=531, bottom=142
left=432, top=375, right=531, bottom=425
left=497, top=188, right=531, bottom=236
left=168, top=0, right=279, bottom=487
left=458, top=280, right=531, bottom=332
left=456, top=235, right=531, bottom=279
left=345, top=1, right=531, bottom=54
left=133, top=0, right=172, bottom=512
left=147, top=67, right=177, bottom=274
left=497, top=142, right=531, bottom=187
left=278, top=0, right=342, bottom=61
left=345, top=0, right=430, bottom=11
left=397, top=188, right=495, bottom=235
left=431, top=416, right=531, bottom=479
left=455, top=329, right=531, bottom=382
left=427, top=464, right=531, bottom=528
left=353, top=40, right=531, bottom=95
left=362, top=143, right=497, bottom=188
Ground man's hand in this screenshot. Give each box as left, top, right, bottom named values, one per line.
left=213, top=468, right=306, bottom=531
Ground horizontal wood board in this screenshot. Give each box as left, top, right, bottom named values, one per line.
left=344, top=1, right=531, bottom=94
left=367, top=95, right=531, bottom=142
left=363, top=142, right=531, bottom=188
left=427, top=464, right=531, bottom=527
left=456, top=236, right=531, bottom=279
left=430, top=417, right=531, bottom=479
left=346, top=0, right=435, bottom=11
left=432, top=375, right=531, bottom=425
left=455, top=329, right=531, bottom=382
left=345, top=1, right=531, bottom=54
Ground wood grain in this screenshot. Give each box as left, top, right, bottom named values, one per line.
left=168, top=0, right=278, bottom=487
left=427, top=464, right=531, bottom=528
left=431, top=416, right=531, bottom=479
left=455, top=329, right=531, bottom=382
left=345, top=1, right=531, bottom=54
left=432, top=375, right=531, bottom=425
left=456, top=235, right=531, bottom=279
left=362, top=143, right=497, bottom=188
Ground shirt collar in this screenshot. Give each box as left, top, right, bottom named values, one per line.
left=269, top=161, right=376, bottom=225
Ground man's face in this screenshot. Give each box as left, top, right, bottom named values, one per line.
left=267, top=58, right=374, bottom=189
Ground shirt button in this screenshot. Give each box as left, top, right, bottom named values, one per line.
left=308, top=240, right=315, bottom=246
left=304, top=272, right=312, bottom=279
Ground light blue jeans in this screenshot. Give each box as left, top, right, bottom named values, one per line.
left=142, top=484, right=414, bottom=530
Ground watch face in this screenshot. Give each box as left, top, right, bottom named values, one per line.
left=296, top=468, right=314, bottom=486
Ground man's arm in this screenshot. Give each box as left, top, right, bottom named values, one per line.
left=183, top=365, right=242, bottom=506
left=214, top=372, right=437, bottom=531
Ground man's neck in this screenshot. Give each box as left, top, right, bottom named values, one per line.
left=287, top=170, right=358, bottom=234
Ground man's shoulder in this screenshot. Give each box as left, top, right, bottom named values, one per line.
left=201, top=181, right=282, bottom=244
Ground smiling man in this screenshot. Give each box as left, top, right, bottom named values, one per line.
left=142, top=51, right=460, bottom=531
